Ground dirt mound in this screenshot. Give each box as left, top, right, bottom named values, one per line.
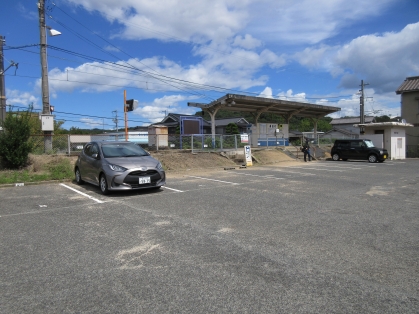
left=151, top=148, right=296, bottom=171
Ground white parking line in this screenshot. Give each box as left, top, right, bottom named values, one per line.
left=60, top=183, right=104, bottom=203
left=162, top=186, right=184, bottom=193
left=186, top=176, right=240, bottom=185
left=235, top=173, right=285, bottom=179
left=290, top=167, right=344, bottom=172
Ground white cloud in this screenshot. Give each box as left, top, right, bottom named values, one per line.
left=5, top=89, right=40, bottom=109
left=293, top=22, right=419, bottom=93
left=334, top=22, right=419, bottom=92
left=134, top=95, right=197, bottom=123
left=66, top=0, right=250, bottom=44
left=79, top=117, right=104, bottom=128
left=233, top=34, right=262, bottom=49
left=277, top=89, right=307, bottom=102
left=259, top=87, right=273, bottom=98
left=104, top=45, right=121, bottom=52
left=66, top=0, right=397, bottom=46
left=44, top=43, right=285, bottom=94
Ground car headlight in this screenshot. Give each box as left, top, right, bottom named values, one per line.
left=379, top=150, right=383, bottom=154
left=108, top=164, right=127, bottom=172
left=156, top=162, right=163, bottom=170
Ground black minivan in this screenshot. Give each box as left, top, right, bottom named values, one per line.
left=331, top=139, right=388, bottom=163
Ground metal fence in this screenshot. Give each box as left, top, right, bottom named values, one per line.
left=406, top=145, right=419, bottom=158
left=29, top=133, right=252, bottom=155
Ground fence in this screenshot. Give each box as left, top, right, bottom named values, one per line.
left=29, top=133, right=253, bottom=155
left=406, top=145, right=419, bottom=158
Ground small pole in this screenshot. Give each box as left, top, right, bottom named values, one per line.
left=124, top=90, right=128, bottom=141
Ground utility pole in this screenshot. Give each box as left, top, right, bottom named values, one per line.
left=38, top=0, right=53, bottom=151
left=0, top=35, right=6, bottom=128
left=112, top=110, right=118, bottom=132
left=39, top=0, right=49, bottom=115
left=359, top=80, right=369, bottom=135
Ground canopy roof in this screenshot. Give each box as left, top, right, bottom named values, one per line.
left=188, top=94, right=340, bottom=120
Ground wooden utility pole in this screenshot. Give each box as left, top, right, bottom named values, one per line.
left=0, top=35, right=6, bottom=127
left=359, top=80, right=369, bottom=134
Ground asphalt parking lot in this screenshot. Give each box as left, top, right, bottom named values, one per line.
left=1, top=159, right=418, bottom=313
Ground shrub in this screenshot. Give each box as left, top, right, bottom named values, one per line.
left=0, top=108, right=34, bottom=169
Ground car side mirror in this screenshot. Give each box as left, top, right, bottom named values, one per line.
left=92, top=153, right=99, bottom=159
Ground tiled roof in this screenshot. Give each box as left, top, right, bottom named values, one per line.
left=396, top=76, right=419, bottom=94
left=322, top=127, right=359, bottom=136
left=214, top=117, right=250, bottom=126
left=330, top=116, right=375, bottom=125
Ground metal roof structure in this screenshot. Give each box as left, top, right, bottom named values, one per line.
left=396, top=76, right=419, bottom=94
left=188, top=94, right=341, bottom=121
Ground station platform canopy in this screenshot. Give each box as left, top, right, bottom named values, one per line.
left=188, top=94, right=341, bottom=122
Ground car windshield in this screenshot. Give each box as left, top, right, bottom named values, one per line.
left=101, top=143, right=149, bottom=158
left=364, top=140, right=375, bottom=148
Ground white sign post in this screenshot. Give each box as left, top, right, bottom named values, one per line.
left=244, top=145, right=252, bottom=166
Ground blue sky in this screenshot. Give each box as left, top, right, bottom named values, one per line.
left=1, top=0, right=419, bottom=130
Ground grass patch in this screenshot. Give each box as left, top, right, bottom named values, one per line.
left=0, top=155, right=76, bottom=184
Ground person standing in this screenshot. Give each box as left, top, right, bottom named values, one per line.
left=302, top=141, right=311, bottom=162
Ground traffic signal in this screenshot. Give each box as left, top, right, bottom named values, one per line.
left=125, top=99, right=138, bottom=112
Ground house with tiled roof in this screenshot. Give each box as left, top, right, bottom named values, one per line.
left=396, top=76, right=419, bottom=152
left=330, top=116, right=375, bottom=134
left=320, top=127, right=360, bottom=140
left=149, top=113, right=250, bottom=135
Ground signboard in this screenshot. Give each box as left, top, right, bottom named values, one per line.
left=240, top=134, right=248, bottom=143
left=244, top=145, right=252, bottom=166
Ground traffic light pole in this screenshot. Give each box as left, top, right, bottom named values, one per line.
left=124, top=90, right=128, bottom=141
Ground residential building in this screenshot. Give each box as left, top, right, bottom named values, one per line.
left=330, top=116, right=375, bottom=134
left=150, top=113, right=250, bottom=135
left=396, top=76, right=419, bottom=152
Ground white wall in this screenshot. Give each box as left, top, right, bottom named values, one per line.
left=390, top=128, right=406, bottom=159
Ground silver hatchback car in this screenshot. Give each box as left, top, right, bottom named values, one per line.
left=74, top=141, right=166, bottom=195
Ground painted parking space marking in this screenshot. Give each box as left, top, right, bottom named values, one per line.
left=235, top=173, right=285, bottom=180
left=186, top=176, right=240, bottom=185
left=290, top=167, right=345, bottom=172
left=60, top=183, right=105, bottom=203
left=162, top=186, right=184, bottom=193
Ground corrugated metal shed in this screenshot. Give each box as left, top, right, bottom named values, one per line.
left=396, top=76, right=419, bottom=94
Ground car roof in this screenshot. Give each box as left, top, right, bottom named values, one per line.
left=92, top=141, right=135, bottom=146
left=335, top=139, right=370, bottom=142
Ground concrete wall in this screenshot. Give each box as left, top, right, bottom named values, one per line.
left=361, top=127, right=408, bottom=159
left=401, top=92, right=419, bottom=146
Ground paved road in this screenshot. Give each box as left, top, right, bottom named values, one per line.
left=1, top=160, right=418, bottom=313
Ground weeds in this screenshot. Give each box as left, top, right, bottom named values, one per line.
left=0, top=155, right=75, bottom=184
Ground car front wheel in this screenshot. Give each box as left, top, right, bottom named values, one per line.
left=75, top=167, right=84, bottom=185
left=332, top=153, right=340, bottom=161
left=368, top=154, right=377, bottom=163
left=99, top=174, right=110, bottom=195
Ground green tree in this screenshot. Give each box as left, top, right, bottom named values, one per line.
left=225, top=123, right=240, bottom=134
left=375, top=115, right=391, bottom=122
left=0, top=107, right=34, bottom=169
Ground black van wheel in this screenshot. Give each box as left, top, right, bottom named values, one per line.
left=368, top=154, right=377, bottom=163
left=332, top=153, right=340, bottom=161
